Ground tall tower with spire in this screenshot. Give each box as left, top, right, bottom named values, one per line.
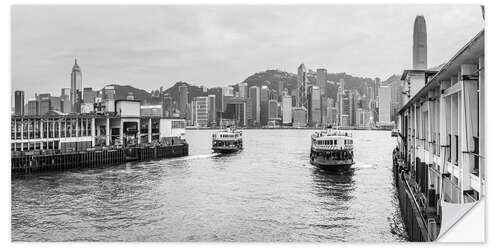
left=412, top=15, right=428, bottom=70
left=70, top=59, right=82, bottom=113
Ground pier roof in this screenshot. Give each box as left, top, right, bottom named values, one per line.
left=398, top=29, right=484, bottom=114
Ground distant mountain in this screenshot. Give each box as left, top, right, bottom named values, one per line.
left=102, top=84, right=152, bottom=101
left=242, top=69, right=376, bottom=99
left=382, top=74, right=402, bottom=85
left=103, top=69, right=382, bottom=105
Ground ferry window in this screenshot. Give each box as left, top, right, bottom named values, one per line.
left=334, top=140, right=337, bottom=145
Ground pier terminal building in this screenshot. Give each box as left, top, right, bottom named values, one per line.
left=394, top=30, right=484, bottom=241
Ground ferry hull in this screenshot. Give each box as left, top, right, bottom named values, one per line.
left=212, top=146, right=242, bottom=154
left=310, top=158, right=354, bottom=171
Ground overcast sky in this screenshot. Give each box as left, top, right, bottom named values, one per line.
left=12, top=5, right=484, bottom=99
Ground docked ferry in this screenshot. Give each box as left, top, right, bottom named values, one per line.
left=310, top=127, right=354, bottom=170
left=212, top=127, right=243, bottom=154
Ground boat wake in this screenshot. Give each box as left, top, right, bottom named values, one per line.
left=174, top=153, right=220, bottom=161
left=352, top=162, right=376, bottom=170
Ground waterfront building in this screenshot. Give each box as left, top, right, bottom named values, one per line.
left=14, top=90, right=24, bottom=116
left=413, top=15, right=428, bottom=70
left=193, top=96, right=209, bottom=127
left=396, top=30, right=484, bottom=242
left=11, top=99, right=186, bottom=152
left=326, top=106, right=337, bottom=125
left=70, top=59, right=82, bottom=113
left=292, top=107, right=307, bottom=128
left=179, top=84, right=188, bottom=118
left=340, top=114, right=349, bottom=127
left=282, top=94, right=292, bottom=125
left=268, top=99, right=279, bottom=121
left=208, top=94, right=216, bottom=127
left=296, top=63, right=307, bottom=111
left=224, top=97, right=252, bottom=127
left=378, top=85, right=391, bottom=126
left=260, top=86, right=270, bottom=125
left=308, top=85, right=321, bottom=127
left=249, top=86, right=261, bottom=126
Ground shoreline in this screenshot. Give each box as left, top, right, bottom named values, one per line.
left=187, top=127, right=392, bottom=131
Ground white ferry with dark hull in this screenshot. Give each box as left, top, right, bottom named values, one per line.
left=212, top=128, right=243, bottom=154
left=310, top=128, right=354, bottom=171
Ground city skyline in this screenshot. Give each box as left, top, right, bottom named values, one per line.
left=12, top=5, right=484, bottom=99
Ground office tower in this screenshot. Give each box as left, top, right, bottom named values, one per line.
left=282, top=94, right=292, bottom=125
left=194, top=96, right=209, bottom=127
left=208, top=94, right=216, bottom=127
left=60, top=95, right=71, bottom=113
left=351, top=90, right=360, bottom=126
left=278, top=81, right=284, bottom=101
left=249, top=86, right=261, bottom=126
left=14, top=90, right=24, bottom=115
left=297, top=63, right=307, bottom=109
left=179, top=84, right=188, bottom=118
left=224, top=97, right=252, bottom=127
left=83, top=87, right=97, bottom=104
left=316, top=68, right=327, bottom=96
left=38, top=93, right=51, bottom=115
left=190, top=100, right=197, bottom=126
left=238, top=82, right=248, bottom=98
left=162, top=95, right=173, bottom=117
left=61, top=88, right=70, bottom=97
left=260, top=86, right=270, bottom=125
left=49, top=96, right=61, bottom=112
left=268, top=99, right=278, bottom=120
left=70, top=59, right=82, bottom=113
left=413, top=15, right=428, bottom=70
left=378, top=85, right=391, bottom=124
left=308, top=86, right=321, bottom=127
left=27, top=99, right=39, bottom=116
left=374, top=77, right=381, bottom=99
left=389, top=78, right=404, bottom=121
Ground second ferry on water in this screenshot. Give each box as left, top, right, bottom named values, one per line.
left=212, top=127, right=243, bottom=154
left=310, top=126, right=355, bottom=171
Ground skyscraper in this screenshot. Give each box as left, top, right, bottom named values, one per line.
left=296, top=63, right=307, bottom=109
left=282, top=94, right=292, bottom=125
left=194, top=96, right=209, bottom=127
left=378, top=85, right=391, bottom=125
left=249, top=86, right=261, bottom=126
left=14, top=90, right=24, bottom=115
left=260, top=86, right=270, bottom=125
left=208, top=94, right=216, bottom=127
left=179, top=84, right=188, bottom=118
left=70, top=59, right=82, bottom=113
left=413, top=15, right=427, bottom=70
left=316, top=68, right=327, bottom=96
left=239, top=82, right=248, bottom=98
left=308, top=86, right=321, bottom=127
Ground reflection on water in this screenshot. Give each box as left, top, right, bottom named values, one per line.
left=12, top=129, right=407, bottom=242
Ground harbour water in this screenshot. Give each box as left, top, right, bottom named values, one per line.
left=11, top=129, right=407, bottom=242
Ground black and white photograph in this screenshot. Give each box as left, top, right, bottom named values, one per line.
left=6, top=2, right=490, bottom=244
